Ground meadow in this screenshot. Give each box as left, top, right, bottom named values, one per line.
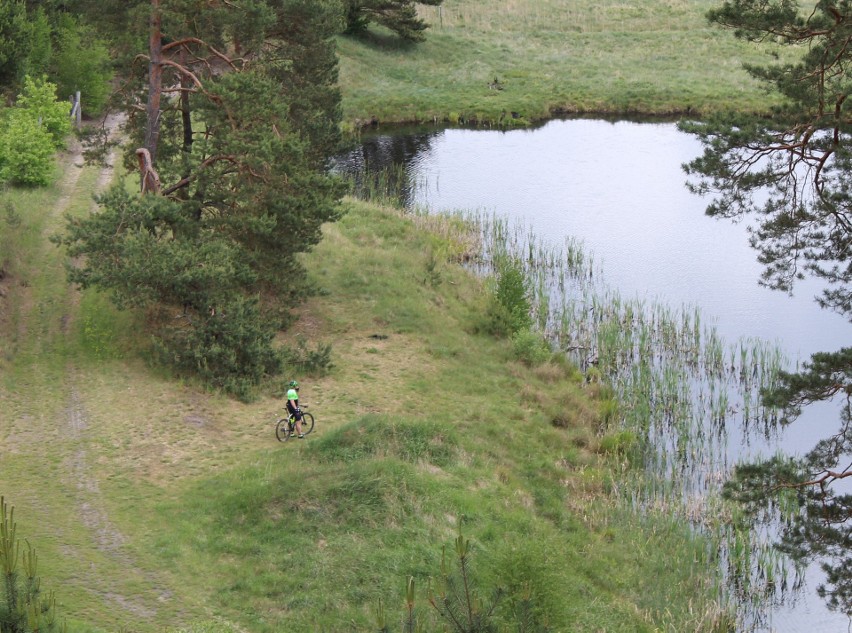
left=336, top=0, right=788, bottom=128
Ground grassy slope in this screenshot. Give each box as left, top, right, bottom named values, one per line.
left=1, top=166, right=724, bottom=631
left=337, top=0, right=786, bottom=127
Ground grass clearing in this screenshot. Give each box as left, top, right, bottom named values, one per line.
left=337, top=0, right=792, bottom=127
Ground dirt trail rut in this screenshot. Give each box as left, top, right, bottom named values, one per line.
left=54, top=116, right=174, bottom=620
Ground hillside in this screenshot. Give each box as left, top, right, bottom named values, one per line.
left=0, top=134, right=727, bottom=631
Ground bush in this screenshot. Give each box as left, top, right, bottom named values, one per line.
left=0, top=113, right=56, bottom=186
left=283, top=334, right=334, bottom=376
left=511, top=328, right=552, bottom=366
left=0, top=75, right=69, bottom=186
left=153, top=297, right=283, bottom=402
left=480, top=258, right=533, bottom=337
left=495, top=259, right=532, bottom=331
left=14, top=75, right=70, bottom=147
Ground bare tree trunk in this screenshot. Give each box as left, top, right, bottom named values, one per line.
left=145, top=0, right=163, bottom=163
left=136, top=148, right=161, bottom=194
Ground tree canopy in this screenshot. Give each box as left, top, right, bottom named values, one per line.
left=54, top=0, right=346, bottom=399
left=681, top=0, right=852, bottom=615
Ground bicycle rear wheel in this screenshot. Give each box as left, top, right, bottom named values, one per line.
left=275, top=417, right=292, bottom=442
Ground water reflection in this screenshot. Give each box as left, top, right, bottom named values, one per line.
left=337, top=128, right=442, bottom=208
left=333, top=118, right=851, bottom=632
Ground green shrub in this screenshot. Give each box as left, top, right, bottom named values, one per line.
left=14, top=75, right=70, bottom=147
left=480, top=258, right=533, bottom=337
left=511, top=328, right=551, bottom=366
left=283, top=334, right=334, bottom=376
left=152, top=297, right=283, bottom=402
left=0, top=75, right=69, bottom=186
left=495, top=259, right=531, bottom=331
left=0, top=113, right=56, bottom=186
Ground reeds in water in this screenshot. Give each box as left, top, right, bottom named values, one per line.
left=464, top=211, right=795, bottom=630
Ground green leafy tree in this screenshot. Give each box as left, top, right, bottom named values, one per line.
left=680, top=0, right=852, bottom=615
left=0, top=76, right=69, bottom=186
left=13, top=75, right=70, bottom=147
left=0, top=0, right=34, bottom=93
left=0, top=2, right=111, bottom=108
left=23, top=8, right=52, bottom=80
left=55, top=0, right=345, bottom=398
left=344, top=0, right=443, bottom=42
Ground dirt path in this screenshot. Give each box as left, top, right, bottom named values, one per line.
left=2, top=116, right=179, bottom=625
left=60, top=116, right=175, bottom=620
left=0, top=114, right=279, bottom=630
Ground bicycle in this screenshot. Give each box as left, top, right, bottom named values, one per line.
left=275, top=406, right=315, bottom=442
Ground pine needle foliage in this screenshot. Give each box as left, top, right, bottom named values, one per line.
left=428, top=533, right=503, bottom=633
left=0, top=497, right=65, bottom=633
left=682, top=0, right=852, bottom=615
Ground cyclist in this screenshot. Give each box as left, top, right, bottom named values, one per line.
left=286, top=380, right=305, bottom=438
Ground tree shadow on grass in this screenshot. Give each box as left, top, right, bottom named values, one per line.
left=342, top=29, right=418, bottom=53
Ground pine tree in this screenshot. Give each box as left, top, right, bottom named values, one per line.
left=54, top=0, right=346, bottom=398
left=681, top=1, right=852, bottom=615
left=0, top=497, right=65, bottom=633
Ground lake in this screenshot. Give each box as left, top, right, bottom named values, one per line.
left=334, top=118, right=851, bottom=632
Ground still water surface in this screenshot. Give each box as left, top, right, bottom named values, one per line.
left=336, top=118, right=850, bottom=632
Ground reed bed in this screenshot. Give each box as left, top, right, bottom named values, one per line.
left=468, top=212, right=798, bottom=629
left=340, top=162, right=799, bottom=629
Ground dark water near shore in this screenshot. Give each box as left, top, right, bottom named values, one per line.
left=334, top=118, right=851, bottom=632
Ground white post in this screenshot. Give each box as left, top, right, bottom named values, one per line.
left=75, top=91, right=82, bottom=129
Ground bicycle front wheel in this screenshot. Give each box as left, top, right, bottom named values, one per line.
left=300, top=412, right=315, bottom=436
left=275, top=418, right=291, bottom=442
